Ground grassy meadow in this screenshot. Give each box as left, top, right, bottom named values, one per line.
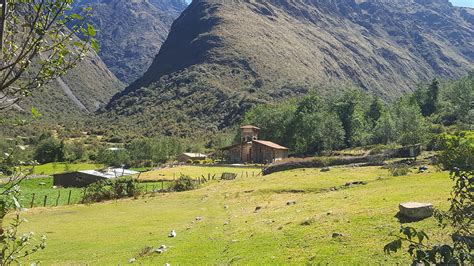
left=31, top=163, right=105, bottom=176
left=10, top=165, right=454, bottom=265
left=138, top=165, right=262, bottom=181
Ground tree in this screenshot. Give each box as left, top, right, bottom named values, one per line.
left=393, top=97, right=427, bottom=145
left=33, top=137, right=65, bottom=163
left=366, top=96, right=384, bottom=126
left=0, top=0, right=97, bottom=109
left=331, top=90, right=371, bottom=147
left=439, top=77, right=473, bottom=127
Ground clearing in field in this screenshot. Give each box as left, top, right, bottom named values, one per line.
left=14, top=165, right=452, bottom=265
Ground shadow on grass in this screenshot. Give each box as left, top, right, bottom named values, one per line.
left=395, top=212, right=430, bottom=223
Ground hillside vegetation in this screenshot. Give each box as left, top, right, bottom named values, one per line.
left=14, top=166, right=452, bottom=264
left=104, top=0, right=474, bottom=135
left=72, top=0, right=187, bottom=83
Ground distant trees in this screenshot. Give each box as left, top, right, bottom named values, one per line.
left=34, top=137, right=65, bottom=164
left=242, top=75, right=472, bottom=156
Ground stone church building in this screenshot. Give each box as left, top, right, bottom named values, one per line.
left=222, top=125, right=289, bottom=164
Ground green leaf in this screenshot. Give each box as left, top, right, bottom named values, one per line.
left=87, top=23, right=96, bottom=37
left=31, top=107, right=42, bottom=119
left=91, top=38, right=100, bottom=52
left=71, top=13, right=83, bottom=20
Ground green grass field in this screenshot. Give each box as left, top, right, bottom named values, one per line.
left=139, top=165, right=262, bottom=181
left=31, top=163, right=105, bottom=176
left=11, top=165, right=453, bottom=265
left=16, top=177, right=172, bottom=208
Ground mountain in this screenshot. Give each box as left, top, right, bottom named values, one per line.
left=104, top=0, right=474, bottom=136
left=17, top=49, right=123, bottom=120
left=73, top=0, right=188, bottom=83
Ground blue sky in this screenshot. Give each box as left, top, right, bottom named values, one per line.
left=451, top=0, right=474, bottom=7
left=184, top=0, right=473, bottom=8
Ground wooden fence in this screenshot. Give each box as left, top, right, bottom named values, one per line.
left=24, top=170, right=263, bottom=208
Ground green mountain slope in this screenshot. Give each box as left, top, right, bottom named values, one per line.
left=104, top=0, right=474, bottom=136
left=17, top=49, right=124, bottom=120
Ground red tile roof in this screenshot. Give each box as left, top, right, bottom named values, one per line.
left=253, top=140, right=288, bottom=150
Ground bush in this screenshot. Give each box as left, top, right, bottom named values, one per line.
left=387, top=163, right=410, bottom=176
left=170, top=175, right=196, bottom=192
left=82, top=178, right=142, bottom=203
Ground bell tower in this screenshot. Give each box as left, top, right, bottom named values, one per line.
left=240, top=125, right=260, bottom=143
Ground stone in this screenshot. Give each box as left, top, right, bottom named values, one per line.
left=155, top=249, right=164, bottom=254
left=399, top=202, right=433, bottom=220
left=168, top=230, right=177, bottom=238
left=39, top=182, right=46, bottom=186
left=286, top=201, right=297, bottom=206
left=419, top=165, right=429, bottom=173
left=159, top=245, right=167, bottom=250
left=255, top=206, right=262, bottom=211
left=332, top=232, right=344, bottom=238
left=128, top=258, right=136, bottom=263
left=195, top=216, right=203, bottom=221
left=321, top=167, right=331, bottom=172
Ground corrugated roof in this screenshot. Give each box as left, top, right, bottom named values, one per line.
left=78, top=168, right=139, bottom=179
left=253, top=140, right=289, bottom=150
left=240, top=125, right=261, bottom=130
left=181, top=153, right=208, bottom=158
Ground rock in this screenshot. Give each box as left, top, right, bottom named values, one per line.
left=332, top=232, right=344, bottom=238
left=224, top=205, right=229, bottom=209
left=164, top=263, right=171, bottom=266
left=155, top=249, right=164, bottom=254
left=195, top=216, right=203, bottom=221
left=128, top=258, right=136, bottom=263
left=168, top=230, right=177, bottom=238
left=321, top=167, right=331, bottom=172
left=224, top=221, right=229, bottom=225
left=255, top=206, right=262, bottom=211
left=344, top=181, right=367, bottom=187
left=286, top=201, right=297, bottom=205
left=39, top=182, right=46, bottom=186
left=399, top=202, right=433, bottom=220
left=159, top=245, right=167, bottom=250
left=419, top=165, right=429, bottom=173
left=327, top=211, right=332, bottom=215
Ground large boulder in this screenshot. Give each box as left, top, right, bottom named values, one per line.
left=399, top=202, right=434, bottom=220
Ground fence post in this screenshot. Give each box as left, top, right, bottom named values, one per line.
left=161, top=180, right=164, bottom=192
left=67, top=190, right=72, bottom=205
left=55, top=191, right=61, bottom=206
left=82, top=188, right=87, bottom=204
left=208, top=173, right=210, bottom=181
left=30, top=193, right=35, bottom=208
left=152, top=184, right=155, bottom=193
left=43, top=195, right=47, bottom=207
left=145, top=184, right=148, bottom=194
left=246, top=171, right=248, bottom=178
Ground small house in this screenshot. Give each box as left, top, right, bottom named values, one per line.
left=53, top=168, right=139, bottom=188
left=221, top=125, right=289, bottom=164
left=177, top=153, right=208, bottom=163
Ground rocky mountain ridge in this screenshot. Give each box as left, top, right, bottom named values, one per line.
left=73, top=0, right=188, bottom=83
left=103, top=0, right=473, bottom=135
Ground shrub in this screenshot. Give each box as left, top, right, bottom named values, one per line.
left=387, top=163, right=410, bottom=176
left=82, top=178, right=142, bottom=203
left=170, top=175, right=196, bottom=192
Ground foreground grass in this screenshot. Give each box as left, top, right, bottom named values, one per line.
left=14, top=166, right=452, bottom=265
left=139, top=165, right=262, bottom=181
